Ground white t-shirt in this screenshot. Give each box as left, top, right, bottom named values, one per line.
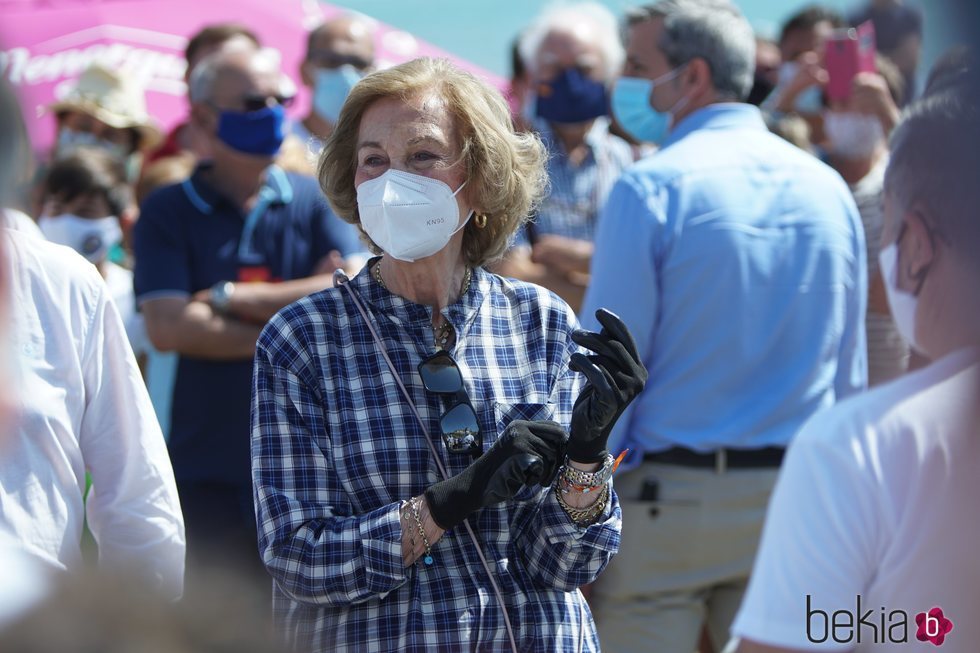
left=732, top=347, right=980, bottom=652
left=1, top=229, right=185, bottom=599
left=2, top=208, right=42, bottom=238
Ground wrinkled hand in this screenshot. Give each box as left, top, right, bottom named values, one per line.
left=192, top=283, right=267, bottom=324
left=568, top=309, right=647, bottom=463
left=425, top=420, right=567, bottom=530
left=776, top=52, right=828, bottom=113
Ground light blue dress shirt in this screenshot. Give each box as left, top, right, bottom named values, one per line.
left=581, top=103, right=867, bottom=467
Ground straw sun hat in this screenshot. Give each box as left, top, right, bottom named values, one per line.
left=48, top=63, right=163, bottom=151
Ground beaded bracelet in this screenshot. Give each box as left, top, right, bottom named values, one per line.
left=555, top=482, right=609, bottom=527
left=410, top=496, right=434, bottom=566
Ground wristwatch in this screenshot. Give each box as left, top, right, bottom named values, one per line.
left=562, top=454, right=616, bottom=489
left=209, top=280, right=235, bottom=315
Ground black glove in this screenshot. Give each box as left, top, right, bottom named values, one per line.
left=568, top=309, right=648, bottom=463
left=425, top=420, right=567, bottom=530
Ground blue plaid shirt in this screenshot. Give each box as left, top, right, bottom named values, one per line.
left=515, top=117, right=634, bottom=245
left=251, top=262, right=622, bottom=652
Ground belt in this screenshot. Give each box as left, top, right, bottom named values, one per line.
left=642, top=446, right=785, bottom=472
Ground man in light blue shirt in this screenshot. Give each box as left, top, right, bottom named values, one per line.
left=583, top=2, right=866, bottom=652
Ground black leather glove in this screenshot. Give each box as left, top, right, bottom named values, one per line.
left=425, top=420, right=567, bottom=530
left=568, top=309, right=648, bottom=463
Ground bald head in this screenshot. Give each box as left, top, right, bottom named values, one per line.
left=189, top=47, right=283, bottom=108
left=305, top=14, right=376, bottom=72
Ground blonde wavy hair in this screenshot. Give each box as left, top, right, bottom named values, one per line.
left=318, top=57, right=548, bottom=267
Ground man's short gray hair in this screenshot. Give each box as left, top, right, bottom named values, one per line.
left=628, top=0, right=755, bottom=100
left=885, top=75, right=980, bottom=258
left=188, top=47, right=282, bottom=104
left=188, top=54, right=219, bottom=103
left=519, top=2, right=625, bottom=82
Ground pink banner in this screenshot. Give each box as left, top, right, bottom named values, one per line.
left=0, top=0, right=506, bottom=155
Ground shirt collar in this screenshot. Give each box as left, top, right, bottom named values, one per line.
left=535, top=116, right=612, bottom=158
left=661, top=103, right=768, bottom=149
left=354, top=256, right=492, bottom=348
left=180, top=163, right=294, bottom=215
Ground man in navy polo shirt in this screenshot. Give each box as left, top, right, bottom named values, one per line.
left=134, top=47, right=362, bottom=580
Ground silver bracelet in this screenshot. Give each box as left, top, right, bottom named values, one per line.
left=561, top=454, right=615, bottom=490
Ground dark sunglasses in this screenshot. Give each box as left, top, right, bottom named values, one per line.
left=418, top=351, right=482, bottom=456
left=241, top=93, right=295, bottom=112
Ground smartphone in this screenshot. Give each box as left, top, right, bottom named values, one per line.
left=824, top=21, right=877, bottom=103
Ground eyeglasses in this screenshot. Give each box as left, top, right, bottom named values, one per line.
left=241, top=93, right=295, bottom=112
left=418, top=351, right=482, bottom=456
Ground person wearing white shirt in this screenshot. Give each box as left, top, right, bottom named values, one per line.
left=1, top=208, right=42, bottom=239
left=731, top=62, right=980, bottom=653
left=1, top=228, right=185, bottom=599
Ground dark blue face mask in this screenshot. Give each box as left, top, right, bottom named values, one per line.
left=534, top=67, right=609, bottom=124
left=215, top=104, right=286, bottom=156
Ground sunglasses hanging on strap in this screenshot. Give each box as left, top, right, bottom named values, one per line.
left=418, top=350, right=483, bottom=457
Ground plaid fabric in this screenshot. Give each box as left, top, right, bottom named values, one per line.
left=519, top=117, right=634, bottom=244
left=251, top=262, right=622, bottom=653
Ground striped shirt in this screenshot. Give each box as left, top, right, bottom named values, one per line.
left=251, top=262, right=622, bottom=652
left=850, top=156, right=910, bottom=386
left=516, top=117, right=634, bottom=245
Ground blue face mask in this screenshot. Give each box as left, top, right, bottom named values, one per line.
left=215, top=104, right=286, bottom=157
left=313, top=64, right=363, bottom=124
left=535, top=67, right=608, bottom=124
left=611, top=68, right=685, bottom=144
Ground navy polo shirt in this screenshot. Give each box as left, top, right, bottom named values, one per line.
left=134, top=165, right=362, bottom=488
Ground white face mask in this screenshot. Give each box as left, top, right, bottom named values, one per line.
left=39, top=214, right=122, bottom=263
left=56, top=128, right=128, bottom=161
left=356, top=169, right=471, bottom=262
left=878, top=240, right=921, bottom=352
left=824, top=111, right=885, bottom=160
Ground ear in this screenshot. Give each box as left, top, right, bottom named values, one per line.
left=900, top=203, right=938, bottom=291
left=682, top=57, right=713, bottom=97
left=300, top=59, right=314, bottom=88
left=190, top=102, right=218, bottom=134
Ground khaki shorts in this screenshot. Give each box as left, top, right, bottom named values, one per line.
left=591, top=461, right=779, bottom=653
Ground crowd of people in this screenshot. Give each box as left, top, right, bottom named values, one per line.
left=0, top=0, right=978, bottom=651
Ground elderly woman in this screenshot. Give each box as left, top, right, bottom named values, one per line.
left=251, top=57, right=645, bottom=652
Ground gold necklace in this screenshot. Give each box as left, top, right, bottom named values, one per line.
left=373, top=262, right=473, bottom=350
left=373, top=261, right=473, bottom=297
